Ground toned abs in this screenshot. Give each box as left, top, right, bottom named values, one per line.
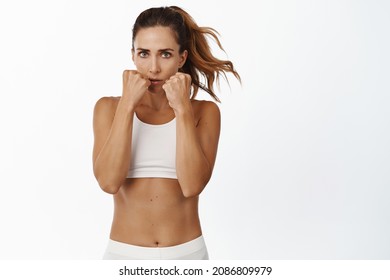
left=109, top=178, right=202, bottom=247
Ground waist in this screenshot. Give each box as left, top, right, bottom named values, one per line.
left=111, top=179, right=201, bottom=246
left=110, top=207, right=201, bottom=247
left=104, top=235, right=208, bottom=260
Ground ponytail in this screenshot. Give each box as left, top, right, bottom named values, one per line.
left=171, top=6, right=240, bottom=102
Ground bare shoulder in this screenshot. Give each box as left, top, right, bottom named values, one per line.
left=93, top=96, right=121, bottom=118
left=93, top=96, right=121, bottom=133
left=191, top=99, right=221, bottom=123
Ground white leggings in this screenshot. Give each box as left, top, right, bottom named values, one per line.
left=103, top=235, right=209, bottom=260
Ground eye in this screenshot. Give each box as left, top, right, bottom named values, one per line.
left=138, top=51, right=148, bottom=58
left=161, top=52, right=172, bottom=58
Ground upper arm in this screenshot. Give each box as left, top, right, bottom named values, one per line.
left=195, top=101, right=221, bottom=173
left=92, top=97, right=116, bottom=166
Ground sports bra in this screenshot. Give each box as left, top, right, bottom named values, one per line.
left=126, top=113, right=177, bottom=179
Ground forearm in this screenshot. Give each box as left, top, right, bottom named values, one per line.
left=94, top=103, right=134, bottom=193
left=175, top=110, right=211, bottom=197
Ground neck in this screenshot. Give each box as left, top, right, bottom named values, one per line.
left=141, top=91, right=170, bottom=111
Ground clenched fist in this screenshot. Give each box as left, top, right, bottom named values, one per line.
left=163, top=73, right=192, bottom=113
left=121, top=70, right=151, bottom=110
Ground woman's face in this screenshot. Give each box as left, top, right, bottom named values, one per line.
left=132, top=26, right=188, bottom=94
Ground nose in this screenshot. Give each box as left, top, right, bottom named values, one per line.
left=149, top=57, right=161, bottom=74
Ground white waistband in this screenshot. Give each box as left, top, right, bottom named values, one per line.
left=105, top=236, right=206, bottom=260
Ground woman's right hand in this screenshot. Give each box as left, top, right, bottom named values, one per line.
left=121, top=70, right=151, bottom=111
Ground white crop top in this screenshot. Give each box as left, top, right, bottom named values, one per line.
left=127, top=113, right=177, bottom=179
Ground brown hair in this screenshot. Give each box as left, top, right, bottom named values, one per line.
left=132, top=6, right=240, bottom=102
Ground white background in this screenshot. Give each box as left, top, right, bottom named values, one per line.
left=0, top=0, right=389, bottom=259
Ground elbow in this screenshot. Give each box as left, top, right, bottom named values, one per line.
left=182, top=187, right=202, bottom=198
left=95, top=175, right=122, bottom=194
left=100, top=183, right=120, bottom=194
left=179, top=170, right=212, bottom=198
left=93, top=167, right=124, bottom=194
left=183, top=189, right=201, bottom=198
left=181, top=179, right=209, bottom=198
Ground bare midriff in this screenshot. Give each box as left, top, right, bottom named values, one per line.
left=109, top=178, right=202, bottom=247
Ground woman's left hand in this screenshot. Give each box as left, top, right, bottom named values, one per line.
left=163, top=73, right=192, bottom=113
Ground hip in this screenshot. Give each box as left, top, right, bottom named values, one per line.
left=103, top=235, right=209, bottom=260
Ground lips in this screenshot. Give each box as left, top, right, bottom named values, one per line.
left=149, top=79, right=163, bottom=86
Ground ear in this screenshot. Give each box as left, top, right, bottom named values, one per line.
left=131, top=49, right=135, bottom=62
left=179, top=50, right=188, bottom=68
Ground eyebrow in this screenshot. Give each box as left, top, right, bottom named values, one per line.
left=136, top=48, right=175, bottom=52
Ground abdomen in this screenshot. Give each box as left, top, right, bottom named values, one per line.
left=110, top=178, right=202, bottom=247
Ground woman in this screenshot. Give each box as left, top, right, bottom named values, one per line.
left=92, top=6, right=240, bottom=260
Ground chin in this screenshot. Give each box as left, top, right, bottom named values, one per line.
left=148, top=86, right=163, bottom=94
